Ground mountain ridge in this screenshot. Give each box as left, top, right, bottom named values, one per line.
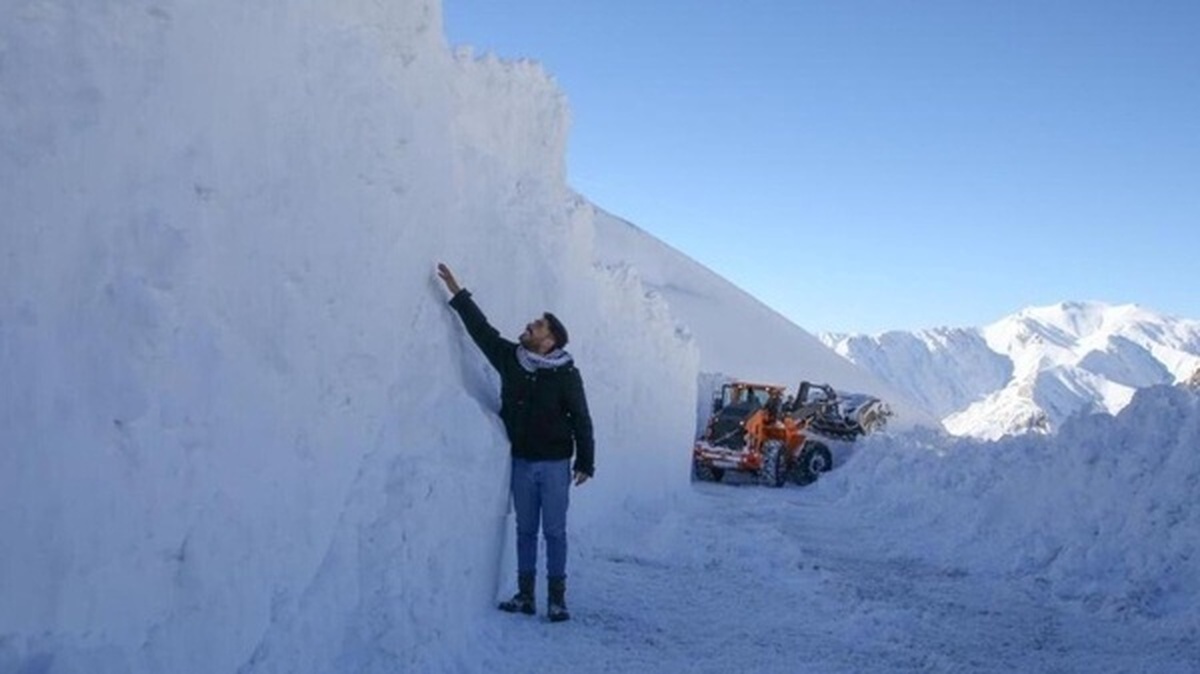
left=823, top=301, right=1200, bottom=439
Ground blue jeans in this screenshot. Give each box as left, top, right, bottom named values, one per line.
left=511, top=458, right=571, bottom=579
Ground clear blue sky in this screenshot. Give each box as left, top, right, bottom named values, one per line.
left=443, top=0, right=1200, bottom=334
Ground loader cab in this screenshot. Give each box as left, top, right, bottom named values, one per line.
left=742, top=383, right=785, bottom=409
left=702, top=382, right=766, bottom=449
left=711, top=384, right=740, bottom=413
left=712, top=382, right=778, bottom=413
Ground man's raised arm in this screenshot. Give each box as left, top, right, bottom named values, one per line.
left=437, top=262, right=512, bottom=371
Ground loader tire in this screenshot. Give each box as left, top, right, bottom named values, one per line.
left=692, top=459, right=720, bottom=482
left=792, top=441, right=833, bottom=485
left=759, top=440, right=786, bottom=488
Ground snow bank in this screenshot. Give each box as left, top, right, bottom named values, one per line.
left=823, top=385, right=1200, bottom=626
left=0, top=2, right=694, bottom=672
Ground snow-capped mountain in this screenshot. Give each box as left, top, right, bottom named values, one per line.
left=824, top=301, right=1200, bottom=439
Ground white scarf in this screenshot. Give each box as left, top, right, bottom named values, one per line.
left=516, top=346, right=573, bottom=373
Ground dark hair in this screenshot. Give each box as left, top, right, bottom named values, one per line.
left=543, top=312, right=569, bottom=349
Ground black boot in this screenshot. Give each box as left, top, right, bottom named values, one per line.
left=498, top=574, right=535, bottom=615
left=547, top=576, right=570, bottom=622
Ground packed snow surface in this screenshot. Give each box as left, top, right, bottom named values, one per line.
left=3, top=1, right=1197, bottom=673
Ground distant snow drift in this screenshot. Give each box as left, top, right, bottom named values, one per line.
left=826, top=301, right=1200, bottom=439
left=1, top=1, right=695, bottom=672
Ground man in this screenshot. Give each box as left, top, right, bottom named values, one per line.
left=436, top=263, right=594, bottom=623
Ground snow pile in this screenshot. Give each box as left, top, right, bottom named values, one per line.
left=1, top=2, right=694, bottom=672
left=824, top=384, right=1200, bottom=624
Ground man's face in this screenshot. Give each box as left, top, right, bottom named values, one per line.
left=519, top=317, right=555, bottom=352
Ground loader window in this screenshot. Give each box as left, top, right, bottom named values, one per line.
left=719, top=386, right=736, bottom=409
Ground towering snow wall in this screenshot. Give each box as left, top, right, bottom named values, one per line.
left=0, top=1, right=696, bottom=672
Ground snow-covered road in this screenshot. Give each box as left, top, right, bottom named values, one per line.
left=480, top=481, right=1197, bottom=673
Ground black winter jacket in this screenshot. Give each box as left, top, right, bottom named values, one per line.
left=449, top=289, right=595, bottom=476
